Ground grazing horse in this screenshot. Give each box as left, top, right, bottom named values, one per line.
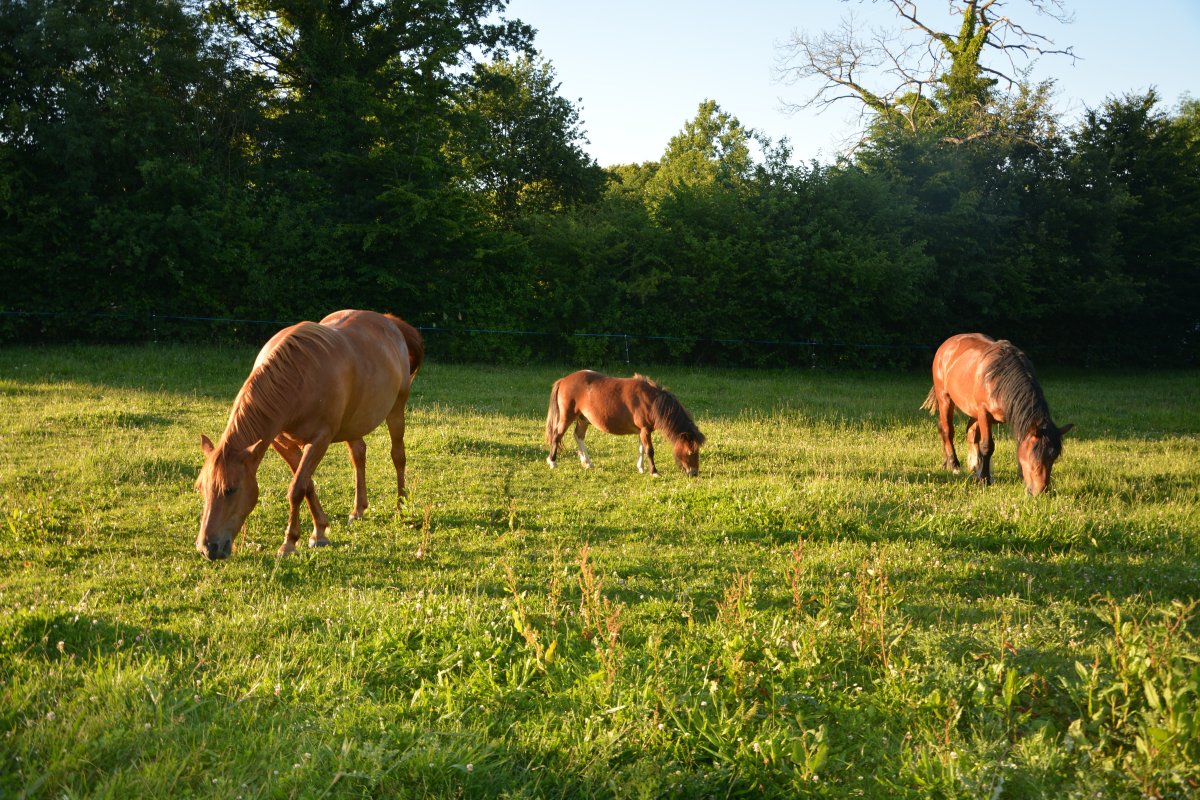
left=921, top=333, right=1073, bottom=495
left=195, top=310, right=424, bottom=560
left=545, top=370, right=706, bottom=476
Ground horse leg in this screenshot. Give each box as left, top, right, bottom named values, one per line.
left=975, top=417, right=995, bottom=485
left=385, top=401, right=409, bottom=509
left=547, top=409, right=572, bottom=469
left=280, top=436, right=332, bottom=554
left=346, top=438, right=368, bottom=521
left=936, top=396, right=960, bottom=472
left=640, top=428, right=658, bottom=476
left=271, top=439, right=331, bottom=552
left=965, top=421, right=981, bottom=474
left=574, top=418, right=593, bottom=468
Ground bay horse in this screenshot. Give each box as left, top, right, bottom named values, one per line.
left=921, top=333, right=1073, bottom=495
left=195, top=310, right=423, bottom=560
left=545, top=370, right=706, bottom=476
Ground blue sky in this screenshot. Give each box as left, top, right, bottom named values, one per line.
left=501, top=0, right=1200, bottom=166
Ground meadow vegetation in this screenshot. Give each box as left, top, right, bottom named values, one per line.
left=1, top=346, right=1198, bottom=798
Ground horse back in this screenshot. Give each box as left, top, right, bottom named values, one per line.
left=292, top=310, right=414, bottom=440
left=559, top=370, right=653, bottom=435
left=932, top=333, right=1000, bottom=420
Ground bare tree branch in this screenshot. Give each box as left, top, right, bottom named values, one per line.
left=774, top=0, right=1075, bottom=136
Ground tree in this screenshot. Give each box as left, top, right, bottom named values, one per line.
left=447, top=55, right=605, bottom=224
left=775, top=0, right=1074, bottom=145
left=0, top=0, right=261, bottom=334
left=1051, top=91, right=1200, bottom=361
left=643, top=100, right=757, bottom=202
left=205, top=0, right=535, bottom=321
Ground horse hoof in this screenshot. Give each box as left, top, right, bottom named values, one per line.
left=547, top=458, right=556, bottom=469
left=277, top=542, right=297, bottom=556
left=309, top=536, right=330, bottom=548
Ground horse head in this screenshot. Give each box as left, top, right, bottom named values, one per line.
left=672, top=431, right=704, bottom=477
left=1017, top=422, right=1074, bottom=496
left=195, top=435, right=267, bottom=559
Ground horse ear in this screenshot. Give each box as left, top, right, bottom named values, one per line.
left=1059, top=423, right=1074, bottom=437
left=201, top=434, right=215, bottom=456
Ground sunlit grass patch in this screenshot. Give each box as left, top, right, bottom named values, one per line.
left=1, top=346, right=1198, bottom=797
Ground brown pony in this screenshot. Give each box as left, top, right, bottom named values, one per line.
left=195, top=310, right=424, bottom=559
left=545, top=370, right=706, bottom=476
left=922, top=333, right=1073, bottom=495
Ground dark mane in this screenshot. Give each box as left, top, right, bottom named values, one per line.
left=648, top=384, right=706, bottom=446
left=985, top=340, right=1061, bottom=460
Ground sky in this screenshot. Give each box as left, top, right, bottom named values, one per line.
left=500, top=0, right=1200, bottom=167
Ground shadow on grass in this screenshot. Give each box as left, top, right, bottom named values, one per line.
left=2, top=611, right=185, bottom=663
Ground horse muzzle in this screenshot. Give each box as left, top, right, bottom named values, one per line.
left=197, top=536, right=233, bottom=560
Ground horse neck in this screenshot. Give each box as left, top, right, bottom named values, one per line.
left=648, top=390, right=693, bottom=443
left=219, top=369, right=287, bottom=452
left=1001, top=373, right=1052, bottom=444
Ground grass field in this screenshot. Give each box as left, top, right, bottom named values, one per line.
left=1, top=345, right=1198, bottom=799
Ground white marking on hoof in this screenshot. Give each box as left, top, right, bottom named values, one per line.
left=547, top=457, right=557, bottom=469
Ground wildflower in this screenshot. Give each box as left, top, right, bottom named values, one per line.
left=56, top=641, right=65, bottom=653
left=466, top=763, right=474, bottom=773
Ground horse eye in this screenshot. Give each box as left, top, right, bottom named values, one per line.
left=223, top=486, right=238, bottom=497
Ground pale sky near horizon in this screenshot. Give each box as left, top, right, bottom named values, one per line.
left=500, top=0, right=1200, bottom=167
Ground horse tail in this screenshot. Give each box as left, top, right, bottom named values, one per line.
left=386, top=314, right=425, bottom=376
left=920, top=386, right=938, bottom=416
left=545, top=380, right=561, bottom=447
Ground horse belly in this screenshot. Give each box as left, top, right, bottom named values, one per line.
left=586, top=412, right=639, bottom=436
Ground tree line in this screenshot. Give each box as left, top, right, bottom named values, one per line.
left=1, top=0, right=1197, bottom=366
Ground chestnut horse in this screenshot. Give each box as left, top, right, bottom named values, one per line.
left=195, top=310, right=423, bottom=560
left=545, top=370, right=706, bottom=476
left=921, top=333, right=1072, bottom=495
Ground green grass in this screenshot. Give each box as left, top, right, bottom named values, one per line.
left=2, top=345, right=1198, bottom=798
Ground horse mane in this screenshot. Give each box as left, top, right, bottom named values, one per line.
left=985, top=340, right=1061, bottom=459
left=224, top=322, right=341, bottom=447
left=643, top=378, right=706, bottom=446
